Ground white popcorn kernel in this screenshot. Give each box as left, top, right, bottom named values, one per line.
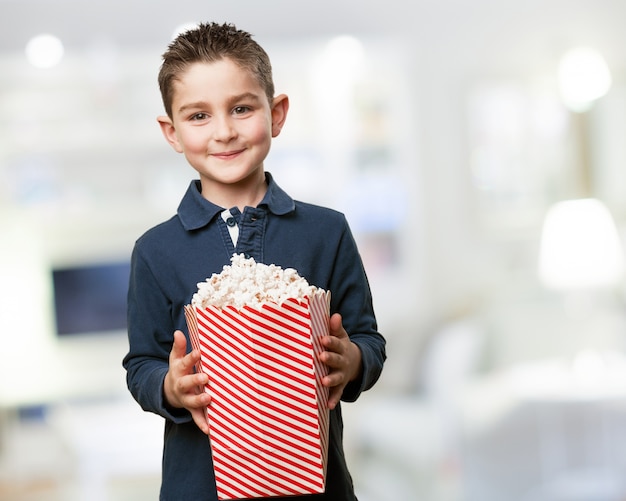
left=191, top=254, right=322, bottom=309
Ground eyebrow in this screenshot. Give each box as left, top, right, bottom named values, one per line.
left=177, top=93, right=263, bottom=114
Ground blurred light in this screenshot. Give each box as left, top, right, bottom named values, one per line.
left=323, top=35, right=365, bottom=81
left=558, top=47, right=612, bottom=112
left=25, top=34, right=64, bottom=68
left=310, top=35, right=366, bottom=145
left=538, top=198, right=624, bottom=290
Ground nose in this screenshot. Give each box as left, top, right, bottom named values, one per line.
left=212, top=114, right=236, bottom=142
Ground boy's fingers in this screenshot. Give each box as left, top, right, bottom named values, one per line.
left=170, top=330, right=202, bottom=375
left=328, top=313, right=344, bottom=337
left=169, top=330, right=187, bottom=363
left=327, top=387, right=342, bottom=410
left=180, top=350, right=201, bottom=374
left=190, top=407, right=209, bottom=435
left=322, top=370, right=346, bottom=389
left=194, top=371, right=208, bottom=387
left=182, top=387, right=210, bottom=407
left=186, top=391, right=211, bottom=434
left=320, top=350, right=341, bottom=369
left=177, top=373, right=208, bottom=397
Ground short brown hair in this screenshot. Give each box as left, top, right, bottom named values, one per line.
left=158, top=22, right=275, bottom=118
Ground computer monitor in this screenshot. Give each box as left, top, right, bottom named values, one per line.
left=51, top=261, right=130, bottom=336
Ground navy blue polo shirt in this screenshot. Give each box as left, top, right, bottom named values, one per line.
left=123, top=173, right=386, bottom=501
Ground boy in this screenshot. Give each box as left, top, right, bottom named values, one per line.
left=123, top=22, right=386, bottom=501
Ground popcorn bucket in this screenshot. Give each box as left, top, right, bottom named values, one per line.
left=184, top=290, right=330, bottom=500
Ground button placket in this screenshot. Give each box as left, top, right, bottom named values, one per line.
left=236, top=208, right=266, bottom=262
left=220, top=209, right=240, bottom=248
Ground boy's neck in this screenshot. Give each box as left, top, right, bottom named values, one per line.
left=199, top=172, right=268, bottom=211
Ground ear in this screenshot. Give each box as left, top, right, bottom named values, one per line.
left=157, top=115, right=184, bottom=153
left=270, top=94, right=289, bottom=138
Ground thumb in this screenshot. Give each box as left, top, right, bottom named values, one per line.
left=171, top=330, right=188, bottom=357
left=328, top=313, right=343, bottom=337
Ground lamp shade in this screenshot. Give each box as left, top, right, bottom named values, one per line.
left=538, top=198, right=624, bottom=290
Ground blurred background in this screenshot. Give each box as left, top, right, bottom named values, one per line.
left=3, top=0, right=626, bottom=500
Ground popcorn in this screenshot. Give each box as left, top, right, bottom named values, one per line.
left=184, top=254, right=331, bottom=499
left=192, top=253, right=321, bottom=309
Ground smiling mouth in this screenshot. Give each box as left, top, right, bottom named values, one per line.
left=212, top=149, right=244, bottom=160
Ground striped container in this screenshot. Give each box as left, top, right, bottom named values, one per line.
left=184, top=290, right=330, bottom=500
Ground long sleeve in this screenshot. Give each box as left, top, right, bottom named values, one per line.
left=123, top=241, right=191, bottom=423
left=326, top=217, right=387, bottom=402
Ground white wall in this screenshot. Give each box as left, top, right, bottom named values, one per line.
left=1, top=1, right=626, bottom=404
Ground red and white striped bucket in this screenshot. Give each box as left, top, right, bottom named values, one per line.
left=185, top=290, right=330, bottom=499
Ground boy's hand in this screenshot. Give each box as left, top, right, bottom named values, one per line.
left=163, top=330, right=211, bottom=434
left=320, top=313, right=362, bottom=410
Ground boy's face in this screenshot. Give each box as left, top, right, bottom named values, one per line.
left=158, top=59, right=288, bottom=203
